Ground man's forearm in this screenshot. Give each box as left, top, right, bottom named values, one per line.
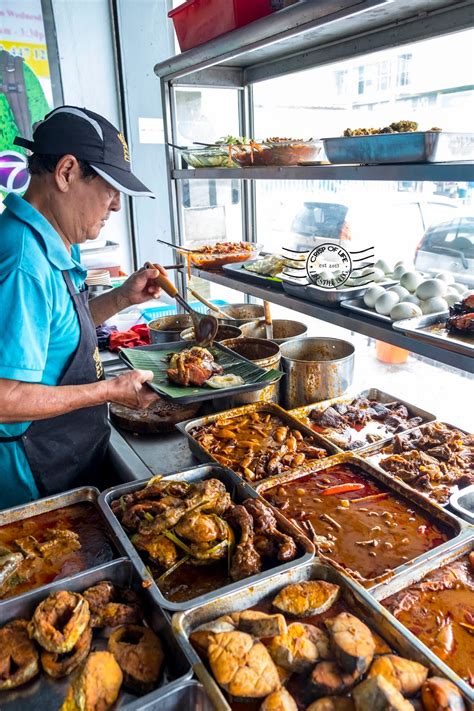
left=88, top=287, right=130, bottom=326
left=0, top=379, right=110, bottom=423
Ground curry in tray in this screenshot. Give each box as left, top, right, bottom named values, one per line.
left=190, top=578, right=466, bottom=710
left=262, top=462, right=451, bottom=587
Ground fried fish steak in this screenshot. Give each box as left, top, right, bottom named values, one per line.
left=28, top=590, right=90, bottom=654
left=272, top=581, right=340, bottom=617
left=60, top=651, right=123, bottom=711
left=0, top=619, right=39, bottom=690
left=108, top=624, right=163, bottom=694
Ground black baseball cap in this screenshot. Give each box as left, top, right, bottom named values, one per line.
left=14, top=105, right=155, bottom=198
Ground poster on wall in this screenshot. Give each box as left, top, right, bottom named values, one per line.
left=0, top=1, right=53, bottom=203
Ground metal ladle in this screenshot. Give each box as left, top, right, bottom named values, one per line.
left=149, top=266, right=218, bottom=346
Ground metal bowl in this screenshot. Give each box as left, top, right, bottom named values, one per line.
left=180, top=324, right=243, bottom=342
left=280, top=337, right=355, bottom=408
left=217, top=337, right=281, bottom=407
left=148, top=315, right=193, bottom=343
left=240, top=318, right=308, bottom=344
left=206, top=303, right=264, bottom=326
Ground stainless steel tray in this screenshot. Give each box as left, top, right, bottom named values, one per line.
left=0, top=559, right=193, bottom=710
left=98, top=464, right=314, bottom=612
left=138, top=680, right=214, bottom=711
left=342, top=297, right=395, bottom=322
left=289, top=387, right=436, bottom=453
left=176, top=401, right=340, bottom=479
left=281, top=274, right=395, bottom=307
left=393, top=312, right=474, bottom=357
left=255, top=452, right=467, bottom=587
left=450, top=484, right=474, bottom=524
left=222, top=261, right=284, bottom=291
left=323, top=131, right=474, bottom=164
left=370, top=533, right=474, bottom=703
left=0, top=487, right=128, bottom=603
left=172, top=559, right=471, bottom=711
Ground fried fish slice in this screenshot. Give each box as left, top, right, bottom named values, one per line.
left=311, top=660, right=359, bottom=697
left=272, top=581, right=340, bottom=617
left=108, top=624, right=163, bottom=694
left=42, top=625, right=92, bottom=678
left=421, top=677, right=466, bottom=711
left=0, top=619, right=39, bottom=690
left=325, top=612, right=375, bottom=675
left=260, top=686, right=298, bottom=711
left=306, top=699, right=355, bottom=711
left=208, top=630, right=280, bottom=699
left=352, top=675, right=415, bottom=711
left=60, top=651, right=123, bottom=711
left=268, top=622, right=330, bottom=673
left=368, top=655, right=428, bottom=696
left=28, top=590, right=90, bottom=654
left=232, top=610, right=287, bottom=639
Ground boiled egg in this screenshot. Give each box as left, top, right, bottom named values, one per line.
left=375, top=290, right=400, bottom=315
left=416, top=279, right=447, bottom=300
left=388, top=284, right=410, bottom=300
left=434, top=271, right=455, bottom=283
left=390, top=303, right=423, bottom=321
left=400, top=271, right=424, bottom=293
left=392, top=263, right=413, bottom=280
left=364, top=285, right=386, bottom=308
left=401, top=294, right=421, bottom=306
left=420, top=296, right=449, bottom=314
left=374, top=259, right=392, bottom=275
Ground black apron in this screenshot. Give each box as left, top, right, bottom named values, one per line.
left=2, top=271, right=110, bottom=497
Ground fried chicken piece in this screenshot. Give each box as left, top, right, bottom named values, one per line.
left=368, top=655, right=428, bottom=695
left=108, top=624, right=163, bottom=694
left=226, top=504, right=262, bottom=581
left=121, top=497, right=184, bottom=529
left=167, top=347, right=223, bottom=387
left=208, top=631, right=280, bottom=699
left=112, top=481, right=190, bottom=517
left=243, top=499, right=297, bottom=562
left=82, top=581, right=142, bottom=628
left=0, top=619, right=39, bottom=689
left=60, top=651, right=123, bottom=711
left=133, top=534, right=178, bottom=569
left=272, top=581, right=340, bottom=617
left=175, top=510, right=226, bottom=543
left=42, top=625, right=92, bottom=678
left=28, top=590, right=90, bottom=654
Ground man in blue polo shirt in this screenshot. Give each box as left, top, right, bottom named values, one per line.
left=0, top=106, right=167, bottom=508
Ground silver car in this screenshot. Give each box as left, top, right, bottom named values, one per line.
left=415, top=216, right=474, bottom=288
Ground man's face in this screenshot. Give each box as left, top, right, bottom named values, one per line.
left=72, top=173, right=121, bottom=242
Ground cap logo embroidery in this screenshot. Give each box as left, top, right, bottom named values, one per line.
left=117, top=132, right=130, bottom=162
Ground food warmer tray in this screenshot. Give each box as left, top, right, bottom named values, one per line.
left=393, top=312, right=474, bottom=357
left=289, top=387, right=436, bottom=453
left=98, top=463, right=314, bottom=612
left=172, top=558, right=471, bottom=711
left=370, top=533, right=474, bottom=703
left=255, top=452, right=467, bottom=584
left=281, top=275, right=395, bottom=307
left=0, top=559, right=193, bottom=711
left=141, top=680, right=214, bottom=711
left=118, top=341, right=282, bottom=405
left=176, top=401, right=341, bottom=472
left=222, top=260, right=284, bottom=291
left=0, top=486, right=129, bottom=603
left=450, top=484, right=474, bottom=524
left=323, top=131, right=474, bottom=164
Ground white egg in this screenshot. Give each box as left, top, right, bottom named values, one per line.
left=364, top=285, right=386, bottom=308
left=416, top=279, right=448, bottom=300
left=370, top=267, right=385, bottom=282
left=446, top=292, right=461, bottom=307
left=434, top=271, right=455, bottom=283
left=315, top=270, right=333, bottom=285
left=374, top=259, right=392, bottom=275
left=388, top=284, right=410, bottom=300
left=451, top=282, right=469, bottom=294
left=400, top=271, right=424, bottom=293
left=420, top=296, right=449, bottom=314
left=394, top=260, right=405, bottom=267
left=390, top=303, right=423, bottom=321
left=375, top=291, right=400, bottom=315
left=392, top=263, right=411, bottom=280
left=401, top=294, right=421, bottom=305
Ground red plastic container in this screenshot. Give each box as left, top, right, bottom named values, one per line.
left=168, top=0, right=273, bottom=51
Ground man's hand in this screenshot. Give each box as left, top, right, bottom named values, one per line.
left=117, top=264, right=168, bottom=307
left=106, top=369, right=158, bottom=410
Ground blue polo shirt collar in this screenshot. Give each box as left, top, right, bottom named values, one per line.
left=3, top=193, right=82, bottom=273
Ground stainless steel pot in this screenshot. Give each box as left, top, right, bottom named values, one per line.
left=206, top=303, right=264, bottom=326
left=216, top=337, right=281, bottom=407
left=148, top=314, right=193, bottom=343
left=240, top=318, right=308, bottom=344
left=280, top=337, right=355, bottom=408
left=180, top=324, right=243, bottom=342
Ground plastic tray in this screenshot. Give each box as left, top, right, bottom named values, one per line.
left=140, top=300, right=228, bottom=322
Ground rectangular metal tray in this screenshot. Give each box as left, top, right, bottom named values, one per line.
left=255, top=452, right=467, bottom=587
left=281, top=275, right=395, bottom=307
left=222, top=261, right=284, bottom=291
left=172, top=559, right=471, bottom=711
left=152, top=680, right=213, bottom=711
left=0, top=487, right=128, bottom=603
left=323, top=131, right=474, bottom=164
left=370, top=533, right=474, bottom=702
left=119, top=341, right=282, bottom=405
left=342, top=296, right=394, bottom=322
left=450, top=484, right=474, bottom=524
left=0, top=559, right=193, bottom=710
left=289, top=387, right=436, bottom=453
left=98, top=463, right=314, bottom=612
left=176, top=401, right=341, bottom=478
left=393, top=312, right=474, bottom=357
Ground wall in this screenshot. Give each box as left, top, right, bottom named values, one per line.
left=51, top=0, right=133, bottom=270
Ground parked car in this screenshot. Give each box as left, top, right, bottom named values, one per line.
left=290, top=193, right=459, bottom=265
left=415, top=215, right=474, bottom=288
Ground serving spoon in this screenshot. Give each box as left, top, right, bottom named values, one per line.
left=147, top=264, right=218, bottom=346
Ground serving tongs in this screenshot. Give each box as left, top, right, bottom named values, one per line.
left=146, top=263, right=218, bottom=346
